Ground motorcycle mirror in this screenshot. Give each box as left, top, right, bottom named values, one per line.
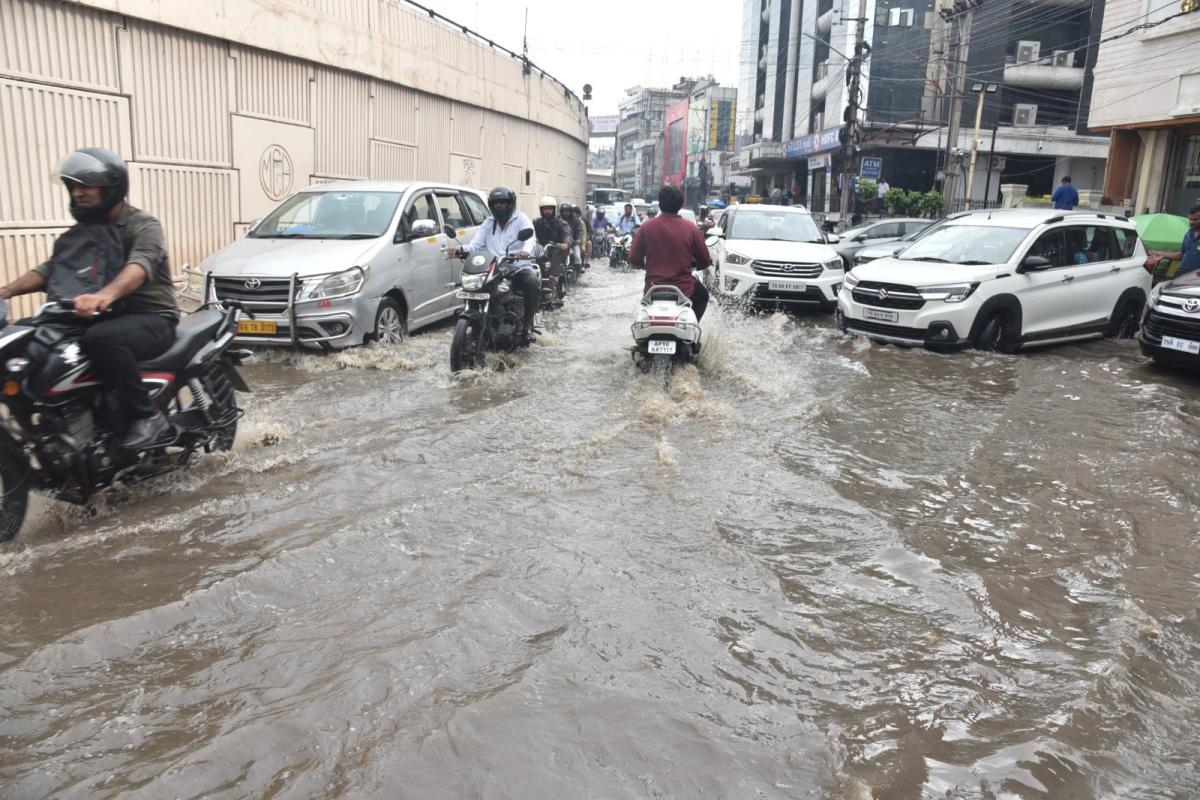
left=518, top=228, right=534, bottom=242
left=443, top=224, right=458, bottom=239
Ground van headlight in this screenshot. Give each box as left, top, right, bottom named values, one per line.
left=462, top=272, right=487, bottom=291
left=918, top=283, right=977, bottom=303
left=299, top=266, right=367, bottom=300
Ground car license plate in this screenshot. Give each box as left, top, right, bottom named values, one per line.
left=768, top=280, right=805, bottom=292
left=1162, top=335, right=1200, bottom=355
left=456, top=291, right=489, bottom=300
left=237, top=320, right=277, bottom=335
left=648, top=340, right=676, bottom=354
left=862, top=308, right=899, bottom=323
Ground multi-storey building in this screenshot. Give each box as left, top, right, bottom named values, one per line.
left=1089, top=1, right=1200, bottom=215
left=737, top=0, right=1111, bottom=216
left=614, top=84, right=692, bottom=196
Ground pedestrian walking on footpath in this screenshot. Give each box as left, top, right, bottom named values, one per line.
left=1052, top=176, right=1079, bottom=211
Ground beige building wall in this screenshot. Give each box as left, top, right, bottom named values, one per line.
left=0, top=0, right=589, bottom=318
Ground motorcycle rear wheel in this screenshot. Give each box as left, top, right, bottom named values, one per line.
left=450, top=318, right=485, bottom=372
left=0, top=448, right=31, bottom=542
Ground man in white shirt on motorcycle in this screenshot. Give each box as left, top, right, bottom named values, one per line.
left=447, top=186, right=540, bottom=341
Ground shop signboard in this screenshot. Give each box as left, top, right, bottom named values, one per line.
left=784, top=126, right=843, bottom=159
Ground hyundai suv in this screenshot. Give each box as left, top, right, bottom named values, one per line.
left=705, top=204, right=844, bottom=310
left=1140, top=269, right=1200, bottom=369
left=837, top=209, right=1150, bottom=351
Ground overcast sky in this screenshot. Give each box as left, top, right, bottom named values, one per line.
left=419, top=0, right=742, bottom=118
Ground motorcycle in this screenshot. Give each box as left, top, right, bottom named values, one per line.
left=532, top=241, right=569, bottom=310
left=0, top=298, right=252, bottom=541
left=630, top=284, right=702, bottom=375
left=447, top=225, right=537, bottom=372
left=609, top=233, right=633, bottom=268
left=591, top=229, right=611, bottom=259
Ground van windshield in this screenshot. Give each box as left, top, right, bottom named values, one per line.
left=251, top=191, right=402, bottom=239
left=898, top=224, right=1029, bottom=265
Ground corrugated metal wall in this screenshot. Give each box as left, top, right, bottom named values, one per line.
left=314, top=67, right=370, bottom=179
left=233, top=46, right=312, bottom=126
left=0, top=0, right=586, bottom=299
left=122, top=21, right=231, bottom=167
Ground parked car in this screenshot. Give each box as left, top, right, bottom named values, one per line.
left=838, top=209, right=1150, bottom=351
left=834, top=218, right=932, bottom=266
left=181, top=181, right=490, bottom=350
left=705, top=204, right=844, bottom=311
left=852, top=214, right=965, bottom=266
left=1140, top=268, right=1200, bottom=368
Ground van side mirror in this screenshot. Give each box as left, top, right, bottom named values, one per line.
left=1018, top=255, right=1052, bottom=273
left=825, top=233, right=840, bottom=244
left=408, top=219, right=439, bottom=240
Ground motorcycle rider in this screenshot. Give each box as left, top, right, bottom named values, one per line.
left=532, top=195, right=572, bottom=292
left=446, top=186, right=540, bottom=340
left=561, top=203, right=587, bottom=271
left=0, top=147, right=180, bottom=449
left=614, top=203, right=640, bottom=237
left=629, top=184, right=712, bottom=320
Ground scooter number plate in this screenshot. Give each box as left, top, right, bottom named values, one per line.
left=648, top=340, right=677, bottom=355
left=456, top=291, right=490, bottom=300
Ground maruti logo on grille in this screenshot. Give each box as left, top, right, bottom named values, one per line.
left=876, top=287, right=889, bottom=300
left=243, top=278, right=262, bottom=290
left=1183, top=298, right=1200, bottom=314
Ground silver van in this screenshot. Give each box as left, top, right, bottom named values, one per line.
left=181, top=181, right=490, bottom=350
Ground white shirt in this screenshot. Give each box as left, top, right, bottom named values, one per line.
left=463, top=210, right=535, bottom=270
left=877, top=181, right=890, bottom=197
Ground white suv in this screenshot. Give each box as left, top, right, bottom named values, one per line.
left=706, top=204, right=844, bottom=310
left=837, top=209, right=1150, bottom=351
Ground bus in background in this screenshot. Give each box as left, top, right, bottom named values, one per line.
left=589, top=187, right=630, bottom=207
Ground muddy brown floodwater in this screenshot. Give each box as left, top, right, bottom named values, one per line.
left=1, top=265, right=1199, bottom=799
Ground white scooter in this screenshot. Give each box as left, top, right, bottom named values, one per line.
left=630, top=284, right=702, bottom=373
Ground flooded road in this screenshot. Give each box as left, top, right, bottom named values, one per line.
left=2, top=265, right=1199, bottom=798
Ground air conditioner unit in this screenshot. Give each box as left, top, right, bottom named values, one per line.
left=1016, top=41, right=1040, bottom=64
left=1013, top=103, right=1038, bottom=127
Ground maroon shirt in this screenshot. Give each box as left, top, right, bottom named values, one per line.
left=628, top=212, right=712, bottom=296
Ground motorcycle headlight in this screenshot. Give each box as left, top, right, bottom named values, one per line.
left=299, top=266, right=367, bottom=300
left=918, top=283, right=978, bottom=303
left=462, top=272, right=487, bottom=291
left=824, top=257, right=843, bottom=272
left=725, top=251, right=750, bottom=265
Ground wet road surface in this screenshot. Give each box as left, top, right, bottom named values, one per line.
left=2, top=265, right=1199, bottom=798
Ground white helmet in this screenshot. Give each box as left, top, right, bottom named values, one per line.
left=538, top=195, right=558, bottom=210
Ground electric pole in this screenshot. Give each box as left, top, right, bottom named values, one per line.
left=940, top=0, right=982, bottom=209
left=838, top=11, right=868, bottom=223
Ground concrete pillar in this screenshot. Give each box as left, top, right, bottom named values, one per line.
left=1000, top=184, right=1028, bottom=208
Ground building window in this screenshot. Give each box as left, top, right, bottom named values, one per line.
left=888, top=7, right=914, bottom=27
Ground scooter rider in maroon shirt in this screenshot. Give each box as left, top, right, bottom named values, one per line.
left=628, top=184, right=712, bottom=319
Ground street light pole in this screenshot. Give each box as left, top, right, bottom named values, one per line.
left=838, top=13, right=868, bottom=223
left=964, top=82, right=997, bottom=211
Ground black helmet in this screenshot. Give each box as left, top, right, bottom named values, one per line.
left=559, top=203, right=573, bottom=217
left=59, top=147, right=128, bottom=223
left=488, top=186, right=517, bottom=224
